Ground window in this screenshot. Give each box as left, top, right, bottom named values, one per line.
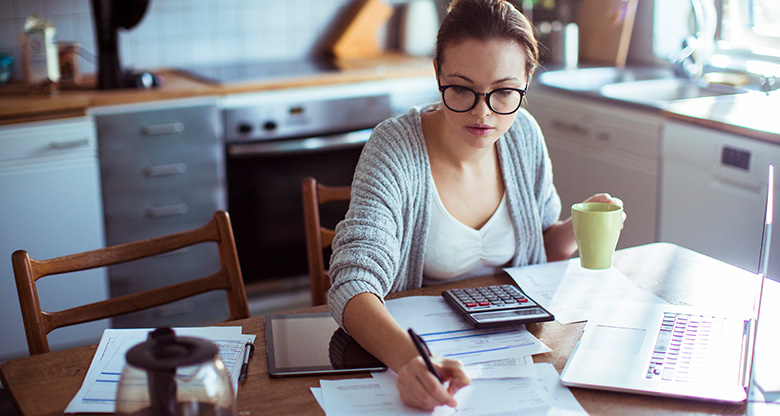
left=719, top=0, right=780, bottom=58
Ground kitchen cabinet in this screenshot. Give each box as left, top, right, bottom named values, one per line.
left=525, top=89, right=662, bottom=249
left=93, top=97, right=228, bottom=328
left=659, top=120, right=780, bottom=279
left=0, top=117, right=110, bottom=361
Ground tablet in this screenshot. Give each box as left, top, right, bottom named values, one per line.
left=265, top=312, right=387, bottom=376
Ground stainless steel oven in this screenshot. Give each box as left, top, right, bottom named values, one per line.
left=223, top=84, right=393, bottom=285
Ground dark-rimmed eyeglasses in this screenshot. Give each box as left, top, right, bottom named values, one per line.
left=439, top=84, right=527, bottom=115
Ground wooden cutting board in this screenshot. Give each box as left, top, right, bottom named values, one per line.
left=577, top=0, right=638, bottom=68
left=330, top=0, right=394, bottom=60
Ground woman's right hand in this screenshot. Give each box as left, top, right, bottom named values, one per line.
left=396, top=355, right=471, bottom=411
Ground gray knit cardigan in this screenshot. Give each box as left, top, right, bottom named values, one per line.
left=327, top=105, right=561, bottom=327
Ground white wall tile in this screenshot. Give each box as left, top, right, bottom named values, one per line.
left=0, top=2, right=14, bottom=20
left=186, top=9, right=213, bottom=36
left=43, top=0, right=72, bottom=17
left=0, top=0, right=354, bottom=80
left=49, top=15, right=74, bottom=41
left=72, top=0, right=89, bottom=15
left=158, top=7, right=184, bottom=37
left=13, top=0, right=43, bottom=20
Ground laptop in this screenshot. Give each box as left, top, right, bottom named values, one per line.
left=560, top=164, right=774, bottom=403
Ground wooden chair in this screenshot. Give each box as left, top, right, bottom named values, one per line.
left=11, top=210, right=250, bottom=355
left=302, top=177, right=351, bottom=306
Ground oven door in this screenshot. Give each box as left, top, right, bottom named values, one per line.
left=226, top=129, right=370, bottom=284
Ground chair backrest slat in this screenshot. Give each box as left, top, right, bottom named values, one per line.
left=302, top=177, right=351, bottom=306
left=11, top=210, right=250, bottom=355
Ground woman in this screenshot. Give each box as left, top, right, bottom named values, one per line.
left=328, top=0, right=623, bottom=410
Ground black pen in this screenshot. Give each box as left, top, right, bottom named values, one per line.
left=239, top=341, right=254, bottom=382
left=408, top=328, right=443, bottom=382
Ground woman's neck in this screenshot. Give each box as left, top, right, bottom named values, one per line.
left=422, top=109, right=497, bottom=172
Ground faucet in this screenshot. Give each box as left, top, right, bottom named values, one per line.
left=760, top=76, right=779, bottom=94
left=670, top=0, right=716, bottom=79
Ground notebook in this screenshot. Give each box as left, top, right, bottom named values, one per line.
left=560, top=164, right=774, bottom=403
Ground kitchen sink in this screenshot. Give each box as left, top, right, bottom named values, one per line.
left=599, top=78, right=748, bottom=107
left=538, top=66, right=752, bottom=108
left=538, top=67, right=672, bottom=92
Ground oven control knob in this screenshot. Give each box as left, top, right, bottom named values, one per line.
left=237, top=123, right=253, bottom=134
left=263, top=121, right=277, bottom=131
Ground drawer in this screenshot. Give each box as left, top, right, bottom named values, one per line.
left=100, top=148, right=224, bottom=195
left=590, top=106, right=661, bottom=160
left=96, top=105, right=220, bottom=156
left=0, top=118, right=96, bottom=163
left=106, top=235, right=233, bottom=328
left=108, top=243, right=222, bottom=294
left=112, top=292, right=231, bottom=329
left=102, top=187, right=226, bottom=245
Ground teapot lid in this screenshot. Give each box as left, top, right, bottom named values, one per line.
left=126, top=327, right=218, bottom=371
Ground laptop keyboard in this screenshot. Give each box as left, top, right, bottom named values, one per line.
left=646, top=312, right=728, bottom=383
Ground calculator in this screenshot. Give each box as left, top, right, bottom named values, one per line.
left=442, top=284, right=554, bottom=327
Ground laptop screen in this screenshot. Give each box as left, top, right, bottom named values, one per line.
left=746, top=164, right=774, bottom=405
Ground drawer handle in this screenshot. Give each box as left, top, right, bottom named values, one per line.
left=146, top=203, right=189, bottom=218
left=50, top=138, right=91, bottom=149
left=552, top=120, right=589, bottom=136
left=141, top=122, right=184, bottom=136
left=143, top=163, right=187, bottom=177
left=153, top=301, right=195, bottom=317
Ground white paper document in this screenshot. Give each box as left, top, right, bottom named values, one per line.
left=422, top=326, right=550, bottom=361
left=465, top=355, right=536, bottom=379
left=313, top=363, right=586, bottom=416
left=505, top=258, right=666, bottom=323
left=65, top=327, right=255, bottom=414
left=386, top=296, right=551, bottom=359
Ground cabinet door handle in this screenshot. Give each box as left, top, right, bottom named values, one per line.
left=50, top=138, right=91, bottom=149
left=552, top=120, right=589, bottom=136
left=146, top=203, right=189, bottom=218
left=141, top=122, right=184, bottom=136
left=228, top=128, right=372, bottom=157
left=143, top=163, right=187, bottom=177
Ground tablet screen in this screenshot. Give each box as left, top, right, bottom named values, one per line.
left=265, top=312, right=387, bottom=376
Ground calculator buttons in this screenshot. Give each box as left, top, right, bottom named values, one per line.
left=445, top=285, right=538, bottom=311
left=442, top=284, right=554, bottom=327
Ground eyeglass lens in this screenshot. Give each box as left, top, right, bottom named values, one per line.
left=442, top=86, right=523, bottom=114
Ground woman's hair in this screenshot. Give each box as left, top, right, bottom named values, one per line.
left=435, top=0, right=539, bottom=78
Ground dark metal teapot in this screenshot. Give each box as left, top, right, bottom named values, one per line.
left=116, top=328, right=236, bottom=416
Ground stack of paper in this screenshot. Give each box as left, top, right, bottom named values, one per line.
left=312, top=362, right=584, bottom=415
left=505, top=258, right=666, bottom=323
left=65, top=327, right=256, bottom=414
left=311, top=296, right=587, bottom=415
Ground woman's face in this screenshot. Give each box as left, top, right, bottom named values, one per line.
left=436, top=37, right=529, bottom=150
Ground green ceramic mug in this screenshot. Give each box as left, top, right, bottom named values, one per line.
left=571, top=202, right=623, bottom=269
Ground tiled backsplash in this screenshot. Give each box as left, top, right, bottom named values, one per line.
left=0, top=0, right=364, bottom=82
left=0, top=0, right=656, bottom=84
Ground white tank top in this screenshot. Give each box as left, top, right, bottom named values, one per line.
left=423, top=178, right=516, bottom=285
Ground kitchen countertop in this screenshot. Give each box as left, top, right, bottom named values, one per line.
left=661, top=92, right=780, bottom=144
left=0, top=53, right=434, bottom=125
left=3, top=56, right=778, bottom=147
left=534, top=65, right=780, bottom=145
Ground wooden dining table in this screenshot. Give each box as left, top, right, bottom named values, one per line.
left=0, top=242, right=762, bottom=415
